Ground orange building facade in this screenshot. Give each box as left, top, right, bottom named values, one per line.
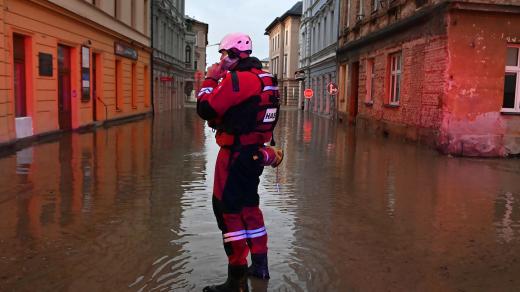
left=0, top=0, right=152, bottom=147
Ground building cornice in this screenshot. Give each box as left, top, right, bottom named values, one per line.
left=265, top=2, right=302, bottom=34
left=449, top=0, right=520, bottom=14
left=310, top=51, right=336, bottom=67
left=155, top=0, right=185, bottom=19
left=311, top=43, right=337, bottom=60
left=337, top=1, right=447, bottom=56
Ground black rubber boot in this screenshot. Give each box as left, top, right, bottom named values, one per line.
left=247, top=253, right=270, bottom=280
left=203, top=265, right=249, bottom=292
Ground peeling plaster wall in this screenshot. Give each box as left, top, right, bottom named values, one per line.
left=441, top=9, right=520, bottom=156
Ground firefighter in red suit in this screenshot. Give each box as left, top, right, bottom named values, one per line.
left=197, top=32, right=283, bottom=292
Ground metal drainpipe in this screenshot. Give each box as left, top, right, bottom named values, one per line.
left=150, top=0, right=155, bottom=114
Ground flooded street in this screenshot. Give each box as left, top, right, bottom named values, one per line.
left=1, top=109, right=520, bottom=291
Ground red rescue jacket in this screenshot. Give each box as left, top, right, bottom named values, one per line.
left=197, top=57, right=280, bottom=147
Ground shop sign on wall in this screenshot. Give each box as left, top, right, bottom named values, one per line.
left=114, top=42, right=138, bottom=60
left=160, top=76, right=174, bottom=82
left=38, top=53, right=53, bottom=77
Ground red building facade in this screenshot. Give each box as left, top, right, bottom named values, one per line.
left=337, top=0, right=520, bottom=157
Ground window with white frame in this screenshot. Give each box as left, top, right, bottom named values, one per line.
left=318, top=22, right=321, bottom=50
left=312, top=26, right=316, bottom=53
left=389, top=52, right=401, bottom=105
left=330, top=10, right=334, bottom=43
left=503, top=46, right=520, bottom=113
left=366, top=58, right=375, bottom=103
left=324, top=17, right=328, bottom=45
left=372, top=0, right=378, bottom=12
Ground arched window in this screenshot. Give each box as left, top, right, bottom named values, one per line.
left=185, top=46, right=191, bottom=63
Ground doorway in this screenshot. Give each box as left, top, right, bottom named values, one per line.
left=92, top=53, right=99, bottom=121
left=13, top=34, right=27, bottom=118
left=349, top=61, right=359, bottom=125
left=13, top=33, right=34, bottom=138
left=58, top=45, right=72, bottom=130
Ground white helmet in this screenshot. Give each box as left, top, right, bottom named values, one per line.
left=218, top=32, right=253, bottom=55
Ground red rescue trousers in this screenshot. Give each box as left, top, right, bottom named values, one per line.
left=212, top=145, right=268, bottom=266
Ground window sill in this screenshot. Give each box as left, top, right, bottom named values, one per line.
left=116, top=108, right=122, bottom=112
left=384, top=103, right=400, bottom=108
left=500, top=111, right=520, bottom=115
left=364, top=101, right=374, bottom=106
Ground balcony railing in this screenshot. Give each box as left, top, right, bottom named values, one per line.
left=153, top=50, right=185, bottom=68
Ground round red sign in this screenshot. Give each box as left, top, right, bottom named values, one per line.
left=304, top=88, right=314, bottom=99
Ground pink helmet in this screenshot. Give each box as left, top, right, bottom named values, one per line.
left=218, top=32, right=253, bottom=54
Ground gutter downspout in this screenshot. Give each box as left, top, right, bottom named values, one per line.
left=150, top=0, right=155, bottom=114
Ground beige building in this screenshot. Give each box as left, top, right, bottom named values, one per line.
left=186, top=16, right=208, bottom=100
left=0, top=0, right=152, bottom=147
left=265, top=2, right=302, bottom=107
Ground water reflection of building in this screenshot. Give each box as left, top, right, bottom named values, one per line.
left=284, top=110, right=520, bottom=290
left=0, top=119, right=153, bottom=290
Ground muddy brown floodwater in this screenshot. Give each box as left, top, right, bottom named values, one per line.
left=1, top=109, right=520, bottom=291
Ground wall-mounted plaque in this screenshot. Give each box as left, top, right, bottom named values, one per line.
left=38, top=53, right=53, bottom=76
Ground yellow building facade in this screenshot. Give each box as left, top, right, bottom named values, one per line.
left=0, top=0, right=152, bottom=146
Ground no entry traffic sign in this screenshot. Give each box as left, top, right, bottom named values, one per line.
left=327, top=82, right=338, bottom=95
left=304, top=88, right=313, bottom=99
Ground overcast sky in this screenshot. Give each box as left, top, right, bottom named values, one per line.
left=185, top=0, right=300, bottom=68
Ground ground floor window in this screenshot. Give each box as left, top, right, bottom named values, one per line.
left=144, top=66, right=150, bottom=107
left=116, top=59, right=122, bottom=110
left=503, top=46, right=520, bottom=113
left=131, top=63, right=137, bottom=109
left=389, top=52, right=401, bottom=105
left=366, top=58, right=375, bottom=104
